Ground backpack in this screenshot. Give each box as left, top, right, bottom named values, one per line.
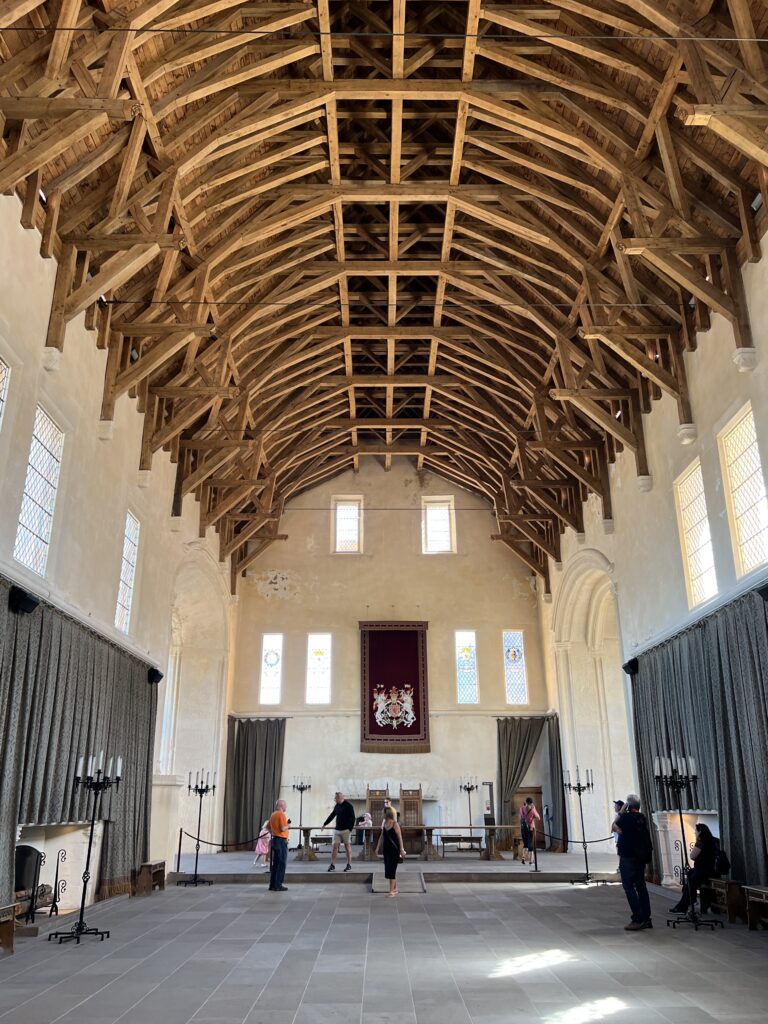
left=712, top=847, right=730, bottom=877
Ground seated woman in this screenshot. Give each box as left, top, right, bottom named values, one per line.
left=670, top=823, right=717, bottom=913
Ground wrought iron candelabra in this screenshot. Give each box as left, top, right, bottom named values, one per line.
left=292, top=776, right=311, bottom=849
left=564, top=766, right=595, bottom=885
left=48, top=848, right=67, bottom=917
left=49, top=752, right=122, bottom=944
left=459, top=777, right=478, bottom=836
left=654, top=755, right=721, bottom=931
left=180, top=770, right=216, bottom=887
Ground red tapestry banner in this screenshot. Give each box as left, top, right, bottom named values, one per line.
left=360, top=621, right=430, bottom=753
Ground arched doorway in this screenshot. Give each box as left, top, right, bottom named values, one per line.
left=156, top=548, right=230, bottom=847
left=552, top=551, right=636, bottom=850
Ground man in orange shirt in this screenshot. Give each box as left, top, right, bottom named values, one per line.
left=268, top=799, right=290, bottom=892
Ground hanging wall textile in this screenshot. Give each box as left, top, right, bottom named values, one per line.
left=360, top=622, right=430, bottom=753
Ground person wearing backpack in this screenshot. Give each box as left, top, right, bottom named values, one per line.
left=669, top=823, right=718, bottom=914
left=612, top=793, right=654, bottom=931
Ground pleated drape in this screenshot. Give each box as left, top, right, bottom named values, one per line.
left=633, top=588, right=768, bottom=885
left=222, top=717, right=286, bottom=849
left=0, top=575, right=156, bottom=903
left=546, top=715, right=568, bottom=852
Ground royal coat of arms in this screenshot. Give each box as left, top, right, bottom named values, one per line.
left=373, top=684, right=416, bottom=729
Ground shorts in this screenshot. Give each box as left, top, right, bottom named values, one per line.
left=334, top=829, right=351, bottom=845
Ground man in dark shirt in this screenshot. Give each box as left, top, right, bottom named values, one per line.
left=612, top=794, right=653, bottom=931
left=323, top=792, right=356, bottom=872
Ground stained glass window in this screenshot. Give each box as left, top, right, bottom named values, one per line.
left=0, top=356, right=9, bottom=431
left=422, top=497, right=455, bottom=553
left=260, top=633, right=283, bottom=704
left=306, top=632, right=331, bottom=703
left=719, top=404, right=768, bottom=577
left=115, top=511, right=140, bottom=633
left=455, top=629, right=478, bottom=704
left=14, top=405, right=65, bottom=576
left=333, top=497, right=362, bottom=552
left=674, top=459, right=717, bottom=607
left=502, top=630, right=528, bottom=704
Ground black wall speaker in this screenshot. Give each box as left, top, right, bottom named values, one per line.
left=8, top=585, right=40, bottom=615
left=622, top=657, right=639, bottom=676
left=147, top=667, right=164, bottom=685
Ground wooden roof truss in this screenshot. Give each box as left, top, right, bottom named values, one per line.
left=2, top=0, right=768, bottom=592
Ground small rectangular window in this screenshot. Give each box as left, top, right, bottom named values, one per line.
left=14, top=405, right=65, bottom=577
left=306, top=633, right=332, bottom=704
left=674, top=459, right=717, bottom=607
left=332, top=496, right=363, bottom=553
left=0, top=356, right=10, bottom=431
left=718, top=403, right=768, bottom=577
left=259, top=633, right=284, bottom=704
left=455, top=629, right=479, bottom=704
left=422, top=496, right=455, bottom=553
left=115, top=511, right=140, bottom=633
left=502, top=630, right=528, bottom=704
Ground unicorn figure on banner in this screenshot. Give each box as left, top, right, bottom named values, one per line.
left=373, top=684, right=417, bottom=729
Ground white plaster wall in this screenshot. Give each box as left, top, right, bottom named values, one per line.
left=0, top=195, right=229, bottom=668
left=0, top=195, right=235, bottom=850
left=540, top=237, right=768, bottom=848
left=230, top=460, right=551, bottom=828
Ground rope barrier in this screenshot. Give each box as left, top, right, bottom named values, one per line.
left=181, top=826, right=616, bottom=850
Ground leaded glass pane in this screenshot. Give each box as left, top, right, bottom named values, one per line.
left=676, top=460, right=717, bottom=606
left=115, top=511, right=140, bottom=633
left=14, top=406, right=64, bottom=576
left=0, top=357, right=9, bottom=430
left=722, top=407, right=768, bottom=575
left=455, top=629, right=478, bottom=704
left=423, top=500, right=453, bottom=552
left=503, top=629, right=528, bottom=704
left=306, top=633, right=331, bottom=703
left=260, top=633, right=283, bottom=704
left=335, top=500, right=361, bottom=552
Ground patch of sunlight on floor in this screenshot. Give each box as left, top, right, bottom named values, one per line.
left=488, top=948, right=576, bottom=977
left=544, top=997, right=627, bottom=1024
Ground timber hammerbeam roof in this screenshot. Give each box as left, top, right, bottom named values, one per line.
left=2, top=0, right=768, bottom=593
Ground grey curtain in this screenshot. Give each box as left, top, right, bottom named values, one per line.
left=223, top=717, right=286, bottom=848
left=0, top=575, right=156, bottom=903
left=633, top=588, right=768, bottom=885
left=546, top=715, right=568, bottom=852
left=497, top=716, right=545, bottom=838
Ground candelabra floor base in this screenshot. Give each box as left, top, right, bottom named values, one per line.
left=177, top=877, right=214, bottom=887
left=48, top=924, right=110, bottom=944
left=667, top=910, right=724, bottom=932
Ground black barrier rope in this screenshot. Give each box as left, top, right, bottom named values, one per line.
left=181, top=827, right=616, bottom=850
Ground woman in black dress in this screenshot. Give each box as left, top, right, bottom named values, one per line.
left=376, top=805, right=406, bottom=896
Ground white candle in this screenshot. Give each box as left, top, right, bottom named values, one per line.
left=117, top=756, right=123, bottom=777
left=689, top=757, right=696, bottom=777
left=213, top=771, right=217, bottom=787
left=107, top=756, right=113, bottom=778
left=188, top=771, right=192, bottom=788
left=98, top=750, right=104, bottom=771
left=88, top=755, right=95, bottom=777
left=206, top=771, right=210, bottom=787
left=77, top=755, right=84, bottom=778
left=195, top=770, right=200, bottom=787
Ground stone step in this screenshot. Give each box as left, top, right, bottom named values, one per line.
left=371, top=872, right=426, bottom=893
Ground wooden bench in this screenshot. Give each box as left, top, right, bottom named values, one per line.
left=744, top=885, right=768, bottom=930
left=700, top=878, right=747, bottom=924
left=0, top=903, right=17, bottom=954
left=134, top=860, right=165, bottom=896
left=311, top=835, right=333, bottom=852
left=440, top=834, right=483, bottom=856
